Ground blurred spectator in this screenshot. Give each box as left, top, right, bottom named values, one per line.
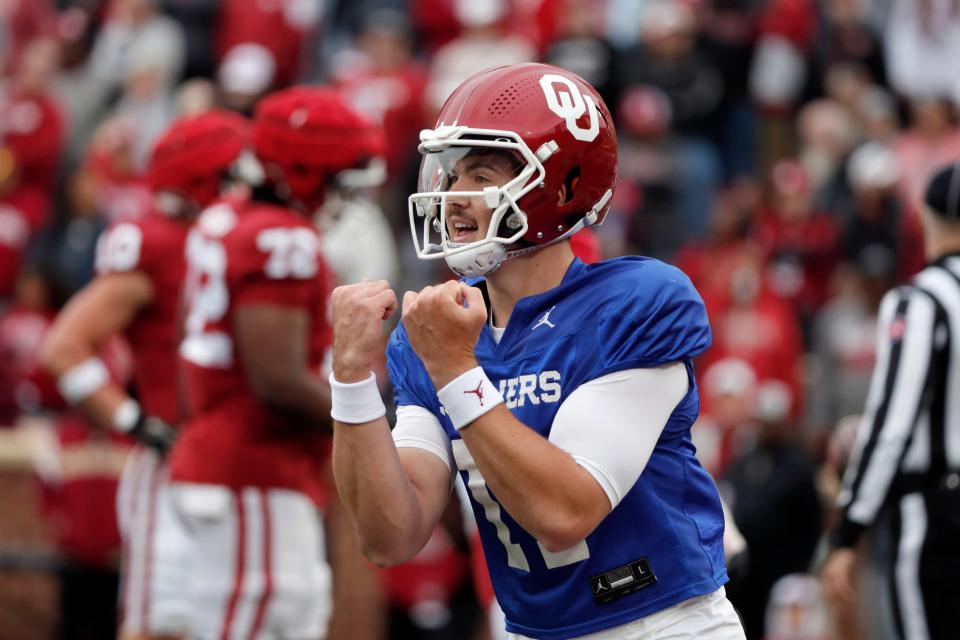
left=810, top=0, right=886, bottom=94
left=796, top=99, right=859, bottom=198
left=332, top=10, right=428, bottom=200
left=854, top=86, right=899, bottom=142
left=217, top=0, right=323, bottom=89
left=543, top=0, right=620, bottom=109
left=0, top=43, right=66, bottom=303
left=675, top=179, right=763, bottom=303
left=0, top=267, right=64, bottom=424
left=87, top=0, right=185, bottom=98
left=160, top=0, right=219, bottom=78
left=81, top=0, right=186, bottom=171
left=81, top=116, right=151, bottom=223
left=838, top=141, right=924, bottom=279
left=754, top=160, right=841, bottom=336
left=31, top=168, right=109, bottom=298
left=425, top=0, right=536, bottom=116
left=805, top=256, right=890, bottom=444
left=409, top=0, right=462, bottom=55
left=822, top=62, right=876, bottom=119
left=723, top=380, right=823, bottom=640
left=749, top=0, right=816, bottom=114
left=54, top=7, right=111, bottom=166
left=693, top=356, right=760, bottom=478
left=619, top=0, right=725, bottom=138
left=700, top=0, right=764, bottom=178
left=892, top=97, right=960, bottom=215
left=763, top=573, right=829, bottom=640
left=0, top=0, right=57, bottom=77
left=885, top=0, right=960, bottom=102
left=217, top=42, right=277, bottom=115
left=612, top=84, right=723, bottom=256
left=173, top=77, right=217, bottom=116
left=699, top=245, right=806, bottom=417
left=1, top=37, right=67, bottom=192
left=604, top=0, right=653, bottom=49
left=616, top=0, right=723, bottom=240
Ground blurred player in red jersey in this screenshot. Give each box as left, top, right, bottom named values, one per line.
left=169, top=86, right=383, bottom=640
left=43, top=110, right=250, bottom=640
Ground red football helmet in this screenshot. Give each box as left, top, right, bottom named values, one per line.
left=251, top=86, right=386, bottom=212
left=409, top=62, right=617, bottom=276
left=147, top=109, right=249, bottom=212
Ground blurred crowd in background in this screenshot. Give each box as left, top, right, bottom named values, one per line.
left=1, top=0, right=959, bottom=639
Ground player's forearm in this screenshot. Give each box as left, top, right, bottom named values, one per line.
left=461, top=406, right=607, bottom=552
left=251, top=372, right=332, bottom=425
left=42, top=333, right=128, bottom=428
left=332, top=419, right=431, bottom=565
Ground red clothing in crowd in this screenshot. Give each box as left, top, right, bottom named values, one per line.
left=701, top=289, right=805, bottom=419
left=753, top=209, right=841, bottom=318
left=335, top=61, right=429, bottom=183
left=0, top=187, right=50, bottom=300
left=217, top=0, right=320, bottom=88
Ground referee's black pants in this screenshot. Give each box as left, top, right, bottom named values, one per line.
left=886, top=478, right=960, bottom=640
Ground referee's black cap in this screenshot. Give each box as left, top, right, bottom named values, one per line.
left=924, top=162, right=960, bottom=219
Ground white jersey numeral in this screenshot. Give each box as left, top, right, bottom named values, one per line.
left=451, top=439, right=590, bottom=571
left=180, top=230, right=232, bottom=368
left=256, top=227, right=319, bottom=279
left=96, top=223, right=143, bottom=273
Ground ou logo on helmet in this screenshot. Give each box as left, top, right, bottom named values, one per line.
left=539, top=74, right=600, bottom=143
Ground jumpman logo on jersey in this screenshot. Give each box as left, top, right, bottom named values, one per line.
left=464, top=380, right=485, bottom=405
left=532, top=306, right=557, bottom=330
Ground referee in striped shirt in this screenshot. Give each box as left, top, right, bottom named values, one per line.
left=822, top=162, right=960, bottom=640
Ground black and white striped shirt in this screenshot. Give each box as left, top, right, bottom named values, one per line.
left=833, top=252, right=960, bottom=548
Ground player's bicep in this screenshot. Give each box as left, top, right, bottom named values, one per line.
left=394, top=405, right=455, bottom=538
left=549, top=363, right=689, bottom=509
left=234, top=304, right=309, bottom=396
left=44, top=272, right=153, bottom=373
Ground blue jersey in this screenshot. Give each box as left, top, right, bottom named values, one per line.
left=387, top=257, right=727, bottom=639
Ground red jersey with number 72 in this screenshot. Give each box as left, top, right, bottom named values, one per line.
left=170, top=201, right=334, bottom=507
left=94, top=213, right=191, bottom=425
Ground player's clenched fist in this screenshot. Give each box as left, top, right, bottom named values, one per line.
left=402, top=281, right=487, bottom=388
left=331, top=280, right=398, bottom=382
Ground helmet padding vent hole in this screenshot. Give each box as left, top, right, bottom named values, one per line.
left=487, top=78, right=540, bottom=117
left=561, top=166, right=581, bottom=205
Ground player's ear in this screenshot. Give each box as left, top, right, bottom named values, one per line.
left=556, top=184, right=567, bottom=206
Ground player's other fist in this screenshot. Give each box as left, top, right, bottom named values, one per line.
left=402, top=281, right=486, bottom=388
left=331, top=280, right=398, bottom=383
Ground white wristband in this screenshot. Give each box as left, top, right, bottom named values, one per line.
left=329, top=371, right=387, bottom=424
left=113, top=399, right=141, bottom=433
left=437, top=366, right=503, bottom=431
left=57, top=357, right=109, bottom=405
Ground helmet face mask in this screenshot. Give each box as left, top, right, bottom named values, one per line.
left=408, top=128, right=545, bottom=276
left=409, top=63, right=618, bottom=277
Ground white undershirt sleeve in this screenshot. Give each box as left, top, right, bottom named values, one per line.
left=548, top=363, right=689, bottom=510
left=392, top=404, right=455, bottom=475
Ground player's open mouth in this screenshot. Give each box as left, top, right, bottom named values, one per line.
left=449, top=216, right=479, bottom=241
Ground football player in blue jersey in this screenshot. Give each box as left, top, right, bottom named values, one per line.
left=329, top=63, right=746, bottom=640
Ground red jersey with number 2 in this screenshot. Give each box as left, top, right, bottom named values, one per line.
left=95, top=213, right=191, bottom=425
left=171, top=201, right=333, bottom=506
